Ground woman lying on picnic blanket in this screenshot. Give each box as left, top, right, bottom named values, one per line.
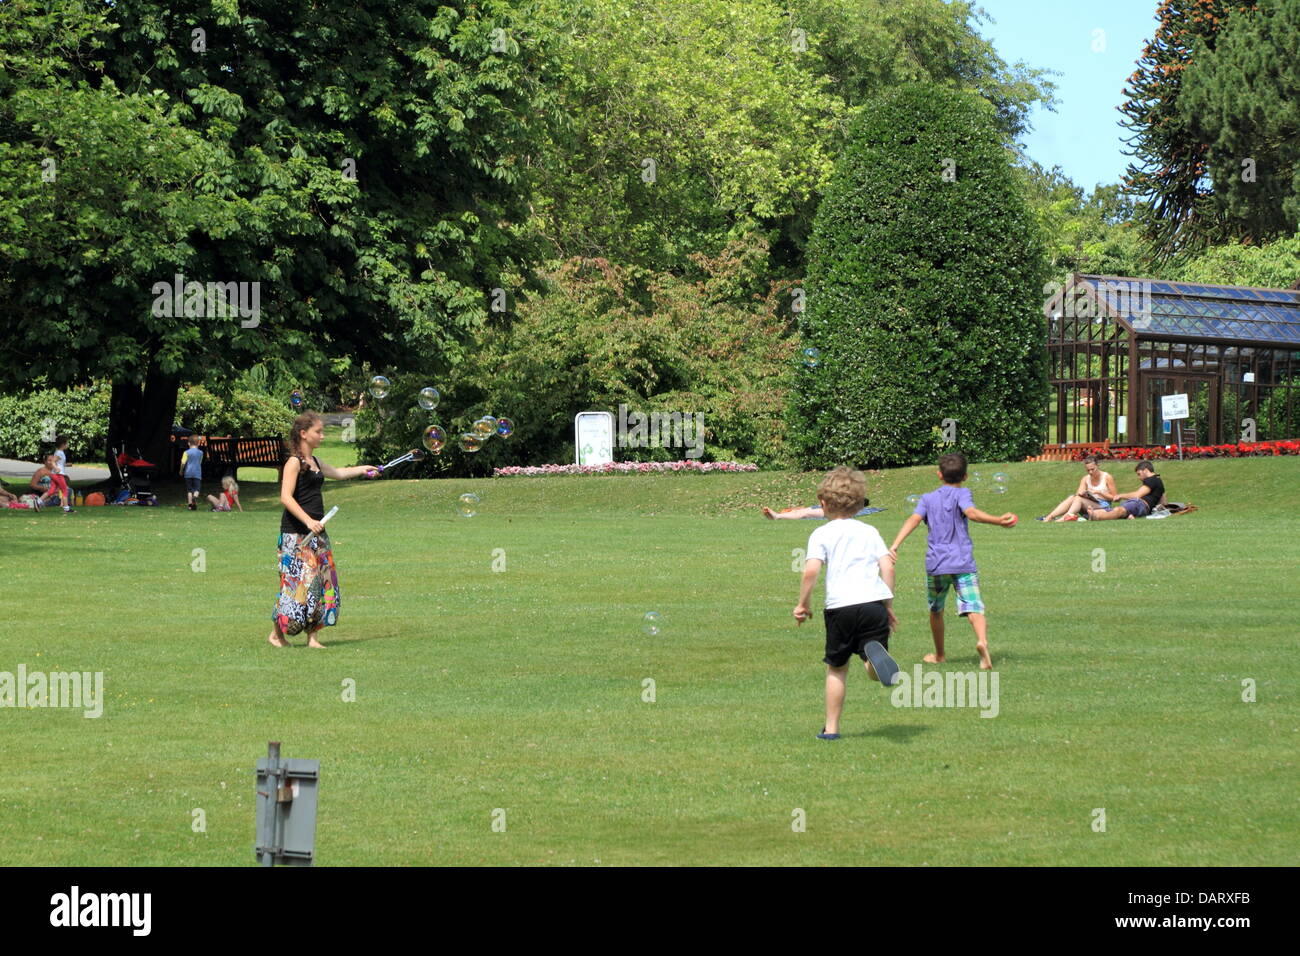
left=1037, top=454, right=1117, bottom=522
left=762, top=502, right=880, bottom=519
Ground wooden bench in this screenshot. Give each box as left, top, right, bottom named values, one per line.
left=1025, top=440, right=1111, bottom=462
left=172, top=435, right=285, bottom=480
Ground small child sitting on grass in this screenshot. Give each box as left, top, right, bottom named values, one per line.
left=207, top=476, right=243, bottom=512
left=793, top=466, right=899, bottom=740
left=30, top=453, right=72, bottom=513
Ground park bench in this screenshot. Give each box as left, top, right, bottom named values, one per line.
left=1025, top=439, right=1111, bottom=462
left=171, top=435, right=285, bottom=480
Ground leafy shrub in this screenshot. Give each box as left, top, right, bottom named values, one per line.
left=0, top=381, right=110, bottom=461
left=176, top=384, right=293, bottom=437
left=791, top=83, right=1050, bottom=468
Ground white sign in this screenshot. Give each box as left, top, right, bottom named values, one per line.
left=575, top=411, right=615, bottom=466
left=1116, top=415, right=1127, bottom=435
left=1161, top=393, right=1189, bottom=421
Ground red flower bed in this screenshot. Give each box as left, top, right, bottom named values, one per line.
left=1072, top=440, right=1300, bottom=461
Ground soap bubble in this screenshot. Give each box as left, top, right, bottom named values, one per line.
left=495, top=417, right=514, bottom=438
left=290, top=390, right=304, bottom=409
left=417, top=387, right=440, bottom=411
left=459, top=433, right=483, bottom=453
left=369, top=375, right=390, bottom=399
left=422, top=425, right=446, bottom=453
left=471, top=417, right=497, bottom=439
left=992, top=471, right=1010, bottom=495
left=642, top=611, right=662, bottom=636
left=906, top=493, right=921, bottom=507
left=801, top=347, right=821, bottom=369
left=457, top=492, right=480, bottom=518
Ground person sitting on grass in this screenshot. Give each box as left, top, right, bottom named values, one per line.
left=1038, top=454, right=1117, bottom=522
left=792, top=466, right=899, bottom=741
left=30, top=453, right=72, bottom=513
left=1, top=485, right=42, bottom=510
left=207, top=476, right=243, bottom=512
left=1086, top=461, right=1165, bottom=520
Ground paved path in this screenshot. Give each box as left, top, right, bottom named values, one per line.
left=0, top=458, right=110, bottom=481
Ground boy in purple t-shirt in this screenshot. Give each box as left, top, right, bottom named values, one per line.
left=889, top=451, right=1014, bottom=670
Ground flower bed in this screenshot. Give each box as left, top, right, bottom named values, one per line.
left=1078, top=440, right=1300, bottom=461
left=493, top=460, right=759, bottom=477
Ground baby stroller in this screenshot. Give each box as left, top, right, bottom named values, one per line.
left=110, top=446, right=158, bottom=505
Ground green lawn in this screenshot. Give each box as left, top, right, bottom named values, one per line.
left=0, top=455, right=1296, bottom=866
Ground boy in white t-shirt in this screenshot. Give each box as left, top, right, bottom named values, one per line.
left=793, top=466, right=899, bottom=740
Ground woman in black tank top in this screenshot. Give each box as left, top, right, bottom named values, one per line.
left=268, top=411, right=377, bottom=648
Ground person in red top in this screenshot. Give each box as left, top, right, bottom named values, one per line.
left=206, top=476, right=243, bottom=512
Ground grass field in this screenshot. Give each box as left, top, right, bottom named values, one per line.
left=1, top=441, right=1296, bottom=866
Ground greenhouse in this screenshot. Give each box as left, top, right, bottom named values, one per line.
left=1044, top=274, right=1300, bottom=447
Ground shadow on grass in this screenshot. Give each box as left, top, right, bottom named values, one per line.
left=850, top=723, right=931, bottom=742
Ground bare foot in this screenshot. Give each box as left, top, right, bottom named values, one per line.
left=307, top=633, right=326, bottom=649
left=922, top=653, right=945, bottom=663
left=267, top=631, right=290, bottom=648
left=977, top=643, right=992, bottom=670
left=761, top=506, right=776, bottom=520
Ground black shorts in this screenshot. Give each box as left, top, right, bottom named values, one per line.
left=822, top=601, right=891, bottom=667
left=185, top=477, right=201, bottom=494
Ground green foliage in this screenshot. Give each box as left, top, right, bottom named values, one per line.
left=1119, top=0, right=1258, bottom=261
left=527, top=0, right=1054, bottom=279
left=176, top=385, right=292, bottom=438
left=1180, top=0, right=1300, bottom=244
left=1257, top=380, right=1300, bottom=439
left=356, top=235, right=798, bottom=475
left=0, top=382, right=110, bottom=461
left=1019, top=165, right=1148, bottom=277
left=1172, top=232, right=1300, bottom=286
left=792, top=84, right=1049, bottom=468
left=0, top=0, right=562, bottom=434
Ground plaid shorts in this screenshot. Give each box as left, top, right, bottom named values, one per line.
left=927, top=572, right=984, bottom=616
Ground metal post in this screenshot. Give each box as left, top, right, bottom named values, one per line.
left=260, top=741, right=281, bottom=866
left=1177, top=420, right=1183, bottom=460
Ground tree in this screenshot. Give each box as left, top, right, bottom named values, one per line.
left=0, top=0, right=560, bottom=468
left=526, top=0, right=1055, bottom=284
left=791, top=84, right=1049, bottom=469
left=1119, top=0, right=1256, bottom=262
left=1179, top=0, right=1300, bottom=243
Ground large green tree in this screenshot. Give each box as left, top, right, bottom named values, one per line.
left=0, top=0, right=559, bottom=467
left=526, top=0, right=1054, bottom=283
left=792, top=84, right=1049, bottom=469
left=1179, top=0, right=1300, bottom=244
left=1119, top=0, right=1255, bottom=262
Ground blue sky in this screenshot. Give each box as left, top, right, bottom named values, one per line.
left=972, top=0, right=1163, bottom=192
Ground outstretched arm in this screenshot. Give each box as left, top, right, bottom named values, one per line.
left=965, top=505, right=1015, bottom=527
left=889, top=513, right=923, bottom=557
left=318, top=460, right=376, bottom=480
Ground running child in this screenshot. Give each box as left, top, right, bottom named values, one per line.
left=889, top=451, right=1013, bottom=670
left=180, top=435, right=204, bottom=510
left=792, top=466, right=900, bottom=740
left=207, top=476, right=243, bottom=512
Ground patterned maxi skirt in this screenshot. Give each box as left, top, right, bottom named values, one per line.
left=273, top=531, right=340, bottom=636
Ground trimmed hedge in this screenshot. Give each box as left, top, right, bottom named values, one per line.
left=791, top=84, right=1050, bottom=468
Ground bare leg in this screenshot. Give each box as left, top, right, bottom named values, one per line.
left=306, top=626, right=326, bottom=649
left=267, top=622, right=290, bottom=647
left=863, top=658, right=879, bottom=683
left=923, top=610, right=946, bottom=663
left=1044, top=495, right=1075, bottom=520
left=764, top=505, right=823, bottom=520
left=824, top=664, right=848, bottom=734
left=967, top=612, right=992, bottom=669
